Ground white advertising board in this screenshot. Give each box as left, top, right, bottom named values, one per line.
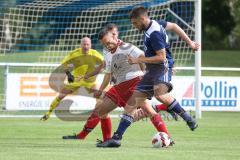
left=6, top=74, right=240, bottom=111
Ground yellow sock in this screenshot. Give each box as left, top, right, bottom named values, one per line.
left=48, top=97, right=61, bottom=113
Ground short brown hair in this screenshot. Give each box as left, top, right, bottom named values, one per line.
left=98, top=28, right=109, bottom=40
left=98, top=23, right=118, bottom=40
left=105, top=23, right=118, bottom=31
left=129, top=6, right=148, bottom=19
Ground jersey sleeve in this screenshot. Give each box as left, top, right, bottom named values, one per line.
left=129, top=45, right=144, bottom=58
left=150, top=31, right=166, bottom=51
left=158, top=20, right=167, bottom=28
left=61, top=48, right=81, bottom=64
left=93, top=50, right=104, bottom=63
left=60, top=50, right=76, bottom=70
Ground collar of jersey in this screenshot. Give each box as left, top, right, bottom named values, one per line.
left=145, top=20, right=153, bottom=31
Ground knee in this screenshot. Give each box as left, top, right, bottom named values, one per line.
left=58, top=94, right=65, bottom=100
left=145, top=108, right=158, bottom=117
left=154, top=94, right=164, bottom=102
left=155, top=94, right=173, bottom=104
left=93, top=105, right=101, bottom=117
left=100, top=114, right=108, bottom=119
left=126, top=98, right=136, bottom=107
left=94, top=104, right=109, bottom=118
left=58, top=89, right=72, bottom=99
left=124, top=105, right=135, bottom=115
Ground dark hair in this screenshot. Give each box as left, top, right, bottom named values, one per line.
left=98, top=23, right=118, bottom=40
left=98, top=28, right=109, bottom=40
left=129, top=6, right=148, bottom=19
left=105, top=23, right=118, bottom=31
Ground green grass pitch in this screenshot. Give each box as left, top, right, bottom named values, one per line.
left=0, top=112, right=240, bottom=160
left=0, top=50, right=240, bottom=159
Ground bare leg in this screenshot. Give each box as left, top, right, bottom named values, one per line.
left=94, top=96, right=117, bottom=118
left=63, top=96, right=117, bottom=140
left=154, top=83, right=198, bottom=131
left=123, top=91, right=148, bottom=116
left=75, top=84, right=114, bottom=140
left=97, top=90, right=171, bottom=147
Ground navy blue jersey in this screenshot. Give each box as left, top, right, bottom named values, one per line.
left=136, top=20, right=173, bottom=97
left=158, top=20, right=167, bottom=28
left=143, top=20, right=174, bottom=69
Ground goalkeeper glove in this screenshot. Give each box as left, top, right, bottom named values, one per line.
left=66, top=71, right=74, bottom=83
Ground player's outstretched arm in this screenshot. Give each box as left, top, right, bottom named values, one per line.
left=165, top=22, right=200, bottom=51
left=128, top=50, right=166, bottom=64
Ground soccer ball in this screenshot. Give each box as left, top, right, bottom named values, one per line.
left=151, top=132, right=171, bottom=148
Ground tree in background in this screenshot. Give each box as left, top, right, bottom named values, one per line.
left=202, top=0, right=236, bottom=50
left=229, top=0, right=240, bottom=49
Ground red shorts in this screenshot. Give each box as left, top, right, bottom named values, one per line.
left=105, top=77, right=141, bottom=107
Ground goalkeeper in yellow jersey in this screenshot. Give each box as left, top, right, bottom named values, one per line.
left=40, top=37, right=104, bottom=121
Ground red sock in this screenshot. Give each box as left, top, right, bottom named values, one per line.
left=77, top=113, right=100, bottom=139
left=155, top=104, right=168, bottom=112
left=150, top=114, right=170, bottom=137
left=100, top=117, right=112, bottom=141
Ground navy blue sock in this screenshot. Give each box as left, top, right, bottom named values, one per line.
left=112, top=114, right=133, bottom=140
left=168, top=99, right=192, bottom=122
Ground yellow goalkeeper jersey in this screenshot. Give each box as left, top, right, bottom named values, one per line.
left=61, top=48, right=103, bottom=83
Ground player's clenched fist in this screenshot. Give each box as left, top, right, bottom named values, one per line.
left=189, top=41, right=200, bottom=51
left=94, top=90, right=102, bottom=98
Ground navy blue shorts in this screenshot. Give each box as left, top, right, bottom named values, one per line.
left=136, top=67, right=173, bottom=98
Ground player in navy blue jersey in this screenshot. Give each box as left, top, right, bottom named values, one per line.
left=98, top=6, right=199, bottom=148
left=128, top=7, right=199, bottom=131
left=148, top=19, right=200, bottom=120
